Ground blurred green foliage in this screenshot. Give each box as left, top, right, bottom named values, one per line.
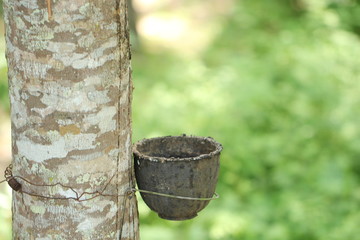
left=131, top=0, right=360, bottom=239
left=1, top=0, right=360, bottom=239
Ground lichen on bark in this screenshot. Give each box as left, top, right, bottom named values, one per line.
left=4, top=0, right=139, bottom=239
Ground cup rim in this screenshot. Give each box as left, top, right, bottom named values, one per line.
left=133, top=135, right=223, bottom=162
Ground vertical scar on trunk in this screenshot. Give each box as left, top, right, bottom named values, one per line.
left=46, top=0, right=53, bottom=20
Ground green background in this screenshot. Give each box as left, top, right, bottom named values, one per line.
left=1, top=0, right=360, bottom=239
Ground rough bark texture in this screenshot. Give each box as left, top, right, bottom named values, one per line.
left=3, top=0, right=139, bottom=239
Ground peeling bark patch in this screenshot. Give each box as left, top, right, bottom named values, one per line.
left=16, top=133, right=97, bottom=162
left=17, top=59, right=51, bottom=79
left=30, top=205, right=46, bottom=214
left=26, top=94, right=47, bottom=109
left=59, top=124, right=81, bottom=136
left=83, top=106, right=117, bottom=133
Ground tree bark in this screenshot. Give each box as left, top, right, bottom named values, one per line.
left=3, top=0, right=139, bottom=239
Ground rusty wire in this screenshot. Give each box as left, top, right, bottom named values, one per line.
left=2, top=164, right=135, bottom=239
left=1, top=164, right=219, bottom=202
left=134, top=188, right=219, bottom=201
left=1, top=164, right=133, bottom=201
left=1, top=163, right=219, bottom=238
left=1, top=164, right=135, bottom=239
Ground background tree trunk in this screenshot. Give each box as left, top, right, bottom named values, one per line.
left=3, top=0, right=139, bottom=239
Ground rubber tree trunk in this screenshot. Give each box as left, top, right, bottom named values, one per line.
left=3, top=0, right=139, bottom=239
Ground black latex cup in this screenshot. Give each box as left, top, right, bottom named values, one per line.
left=133, top=135, right=222, bottom=220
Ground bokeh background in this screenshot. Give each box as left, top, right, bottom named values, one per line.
left=1, top=0, right=360, bottom=239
